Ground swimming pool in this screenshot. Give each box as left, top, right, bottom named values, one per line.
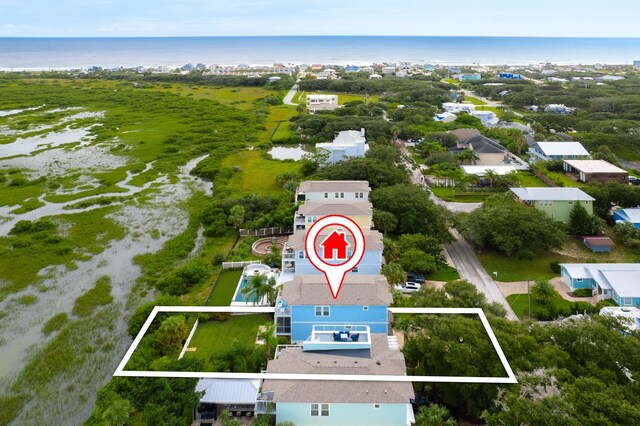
left=233, top=276, right=259, bottom=303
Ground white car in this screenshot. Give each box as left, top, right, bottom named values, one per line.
left=393, top=282, right=422, bottom=293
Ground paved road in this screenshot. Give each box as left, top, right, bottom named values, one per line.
left=446, top=230, right=519, bottom=320
left=283, top=84, right=298, bottom=105
left=618, top=158, right=640, bottom=172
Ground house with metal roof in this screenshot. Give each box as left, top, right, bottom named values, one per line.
left=600, top=306, right=640, bottom=333
left=295, top=180, right=371, bottom=203
left=316, top=129, right=369, bottom=164
left=260, top=334, right=415, bottom=426
left=613, top=208, right=640, bottom=229
left=193, top=379, right=261, bottom=423
left=563, top=159, right=628, bottom=184
left=529, top=142, right=591, bottom=162
left=274, top=275, right=391, bottom=341
left=510, top=187, right=595, bottom=223
left=561, top=263, right=640, bottom=306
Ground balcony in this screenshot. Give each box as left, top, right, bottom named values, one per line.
left=302, top=324, right=371, bottom=351
left=255, top=391, right=275, bottom=415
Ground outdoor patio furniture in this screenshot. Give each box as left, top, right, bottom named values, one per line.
left=351, top=333, right=360, bottom=342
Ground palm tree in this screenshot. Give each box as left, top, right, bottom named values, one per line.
left=415, top=404, right=456, bottom=426
left=456, top=148, right=479, bottom=165
left=102, top=398, right=133, bottom=426
left=484, top=169, right=498, bottom=188
left=242, top=274, right=270, bottom=305
left=531, top=280, right=560, bottom=305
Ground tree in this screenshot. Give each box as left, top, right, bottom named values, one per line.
left=241, top=274, right=273, bottom=305
left=400, top=249, right=437, bottom=274
left=101, top=398, right=134, bottom=426
left=296, top=103, right=304, bottom=116
left=484, top=169, right=498, bottom=188
left=592, top=144, right=618, bottom=165
left=372, top=209, right=398, bottom=235
left=568, top=202, right=602, bottom=235
left=155, top=315, right=189, bottom=353
left=456, top=148, right=479, bottom=165
left=228, top=205, right=245, bottom=230
left=460, top=195, right=565, bottom=258
left=415, top=404, right=456, bottom=426
left=531, top=280, right=560, bottom=305
left=370, top=184, right=451, bottom=240
left=381, top=262, right=406, bottom=286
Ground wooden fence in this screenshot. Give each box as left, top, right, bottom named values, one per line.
left=532, top=169, right=559, bottom=187
left=239, top=226, right=294, bottom=237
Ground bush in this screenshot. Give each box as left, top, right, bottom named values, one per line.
left=549, top=260, right=561, bottom=274
left=210, top=312, right=232, bottom=321
left=157, top=260, right=211, bottom=295
left=212, top=253, right=225, bottom=265
left=572, top=288, right=593, bottom=297
left=533, top=307, right=551, bottom=320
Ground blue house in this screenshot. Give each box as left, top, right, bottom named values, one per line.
left=561, top=263, right=640, bottom=306
left=275, top=275, right=391, bottom=341
left=499, top=72, right=523, bottom=79
left=282, top=229, right=384, bottom=277
left=613, top=208, right=640, bottom=229
left=345, top=65, right=361, bottom=73
left=582, top=236, right=614, bottom=253
left=260, top=334, right=415, bottom=426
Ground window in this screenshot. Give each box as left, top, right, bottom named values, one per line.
left=324, top=192, right=328, bottom=198
left=374, top=404, right=381, bottom=409
left=568, top=201, right=574, bottom=205
left=351, top=266, right=358, bottom=273
left=315, top=306, right=330, bottom=316
left=311, top=404, right=329, bottom=417
left=298, top=251, right=305, bottom=259
left=624, top=298, right=633, bottom=306
left=335, top=192, right=339, bottom=198
left=355, top=192, right=364, bottom=199
left=340, top=192, right=344, bottom=198
left=576, top=278, right=583, bottom=282
left=363, top=306, right=369, bottom=311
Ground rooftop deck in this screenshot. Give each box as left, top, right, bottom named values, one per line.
left=302, top=324, right=371, bottom=351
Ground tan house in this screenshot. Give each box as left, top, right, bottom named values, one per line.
left=449, top=128, right=510, bottom=166
left=563, top=160, right=628, bottom=184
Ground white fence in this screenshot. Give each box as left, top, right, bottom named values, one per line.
left=239, top=226, right=293, bottom=237
left=222, top=260, right=263, bottom=270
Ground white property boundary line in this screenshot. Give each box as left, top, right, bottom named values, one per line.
left=114, top=306, right=517, bottom=384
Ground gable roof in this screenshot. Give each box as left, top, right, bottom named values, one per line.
left=510, top=187, right=595, bottom=202
left=281, top=275, right=392, bottom=306
left=561, top=263, right=640, bottom=298
left=298, top=181, right=371, bottom=194
left=449, top=129, right=506, bottom=154
left=614, top=208, right=640, bottom=224
left=299, top=200, right=373, bottom=217
left=262, top=334, right=414, bottom=404
left=534, top=142, right=590, bottom=157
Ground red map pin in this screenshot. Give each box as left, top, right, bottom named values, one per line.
left=304, top=215, right=366, bottom=299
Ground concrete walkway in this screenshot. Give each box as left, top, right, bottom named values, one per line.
left=446, top=229, right=519, bottom=320
left=283, top=84, right=298, bottom=105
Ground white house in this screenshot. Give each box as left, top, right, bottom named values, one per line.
left=361, top=66, right=375, bottom=73
left=307, top=94, right=339, bottom=114
left=295, top=181, right=371, bottom=203
left=381, top=66, right=396, bottom=75
left=316, top=128, right=369, bottom=163
left=369, top=74, right=382, bottom=79
left=434, top=112, right=457, bottom=123
left=442, top=102, right=475, bottom=113
left=460, top=165, right=516, bottom=177
left=471, top=110, right=499, bottom=126
left=529, top=142, right=591, bottom=162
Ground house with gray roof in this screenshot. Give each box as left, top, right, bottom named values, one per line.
left=449, top=128, right=520, bottom=167
left=510, top=187, right=594, bottom=223
left=260, top=335, right=415, bottom=426
left=296, top=180, right=370, bottom=203
left=561, top=263, right=640, bottom=307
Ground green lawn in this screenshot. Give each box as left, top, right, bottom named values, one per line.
left=431, top=187, right=495, bottom=203
left=507, top=293, right=593, bottom=320
left=223, top=150, right=301, bottom=196
left=260, top=105, right=297, bottom=143
left=464, top=96, right=487, bottom=106
left=207, top=269, right=242, bottom=306
left=477, top=250, right=572, bottom=282
left=184, top=314, right=272, bottom=361
left=425, top=265, right=460, bottom=282
left=271, top=121, right=295, bottom=141
left=517, top=171, right=549, bottom=187
left=443, top=78, right=460, bottom=86
left=476, top=106, right=502, bottom=114
left=544, top=171, right=584, bottom=188
left=153, top=85, right=273, bottom=110
left=337, top=93, right=380, bottom=105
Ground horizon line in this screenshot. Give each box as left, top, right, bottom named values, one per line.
left=1, top=35, right=640, bottom=39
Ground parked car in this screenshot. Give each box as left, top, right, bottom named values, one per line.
left=406, top=272, right=425, bottom=283
left=394, top=282, right=422, bottom=293
left=629, top=176, right=640, bottom=186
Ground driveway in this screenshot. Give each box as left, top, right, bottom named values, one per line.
left=282, top=84, right=298, bottom=105
left=445, top=230, right=519, bottom=320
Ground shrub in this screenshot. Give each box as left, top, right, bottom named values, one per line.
left=210, top=312, right=232, bottom=321
left=572, top=288, right=593, bottom=297
left=533, top=307, right=551, bottom=320
left=157, top=260, right=211, bottom=295
left=549, top=260, right=561, bottom=274
left=43, top=313, right=69, bottom=335
left=212, top=253, right=225, bottom=265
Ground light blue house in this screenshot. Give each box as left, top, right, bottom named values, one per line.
left=282, top=229, right=383, bottom=276
left=561, top=263, right=640, bottom=306
left=613, top=208, right=640, bottom=229
left=499, top=72, right=523, bottom=79
left=274, top=275, right=391, bottom=341
left=260, top=334, right=415, bottom=426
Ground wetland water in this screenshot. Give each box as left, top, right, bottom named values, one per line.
left=0, top=108, right=211, bottom=424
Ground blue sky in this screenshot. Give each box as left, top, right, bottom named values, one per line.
left=0, top=0, right=638, bottom=37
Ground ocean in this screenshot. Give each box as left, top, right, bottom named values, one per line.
left=0, top=36, right=639, bottom=69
